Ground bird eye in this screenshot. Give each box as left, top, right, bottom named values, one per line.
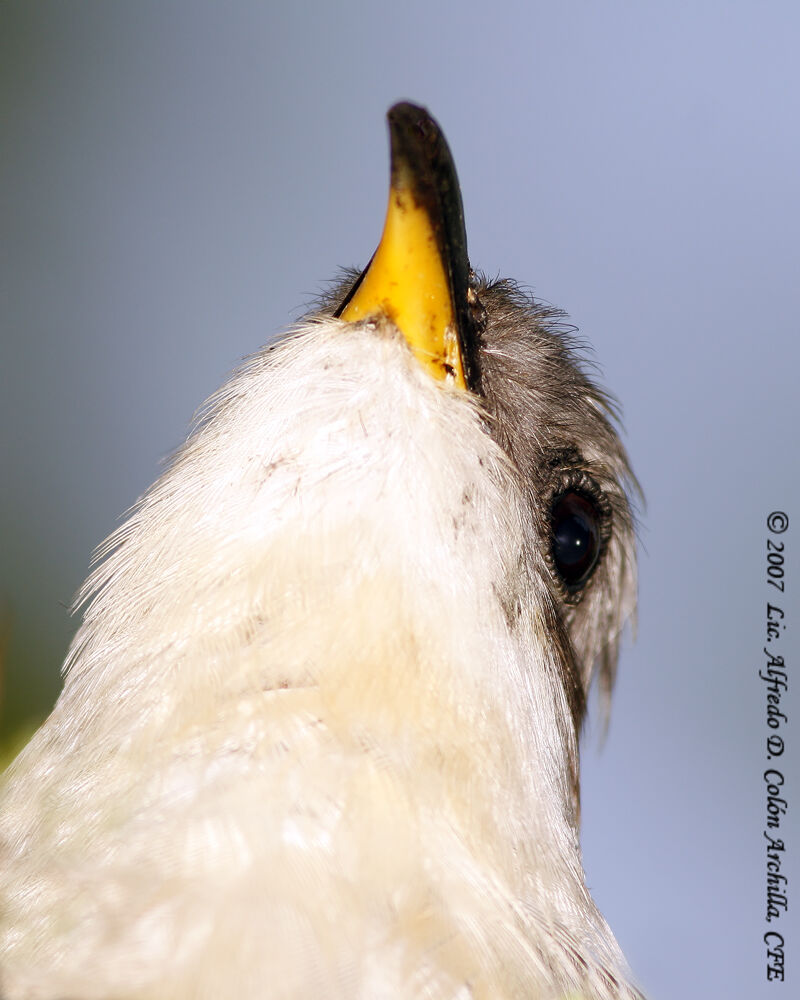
left=550, top=489, right=604, bottom=592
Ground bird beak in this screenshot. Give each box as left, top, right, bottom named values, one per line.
left=336, top=103, right=481, bottom=392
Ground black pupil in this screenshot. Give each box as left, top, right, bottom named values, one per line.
left=551, top=491, right=601, bottom=589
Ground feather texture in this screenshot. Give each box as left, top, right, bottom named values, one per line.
left=0, top=284, right=642, bottom=999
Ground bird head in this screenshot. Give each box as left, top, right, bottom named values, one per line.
left=0, top=103, right=642, bottom=999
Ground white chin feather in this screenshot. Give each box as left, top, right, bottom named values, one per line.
left=0, top=317, right=640, bottom=999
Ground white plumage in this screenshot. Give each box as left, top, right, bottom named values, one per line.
left=0, top=105, right=642, bottom=999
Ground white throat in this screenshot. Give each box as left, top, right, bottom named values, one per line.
left=1, top=318, right=638, bottom=998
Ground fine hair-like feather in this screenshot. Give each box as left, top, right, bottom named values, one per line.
left=0, top=280, right=642, bottom=998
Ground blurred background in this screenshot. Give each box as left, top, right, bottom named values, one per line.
left=1, top=3, right=798, bottom=997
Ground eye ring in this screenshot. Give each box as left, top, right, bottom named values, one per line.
left=547, top=472, right=611, bottom=600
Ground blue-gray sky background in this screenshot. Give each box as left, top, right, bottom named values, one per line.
left=1, top=3, right=798, bottom=998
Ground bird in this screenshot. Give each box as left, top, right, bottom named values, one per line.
left=0, top=103, right=642, bottom=1000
